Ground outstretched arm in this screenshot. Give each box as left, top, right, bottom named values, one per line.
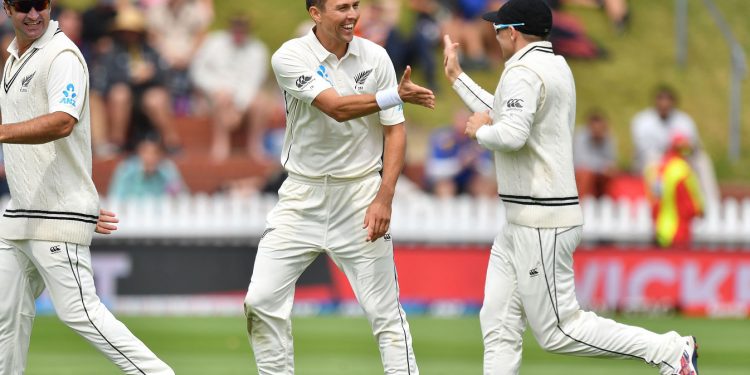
left=443, top=35, right=495, bottom=113
left=312, top=66, right=435, bottom=122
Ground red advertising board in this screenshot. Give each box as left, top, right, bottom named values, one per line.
left=316, top=246, right=750, bottom=316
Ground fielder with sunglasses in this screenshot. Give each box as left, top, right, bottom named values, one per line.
left=443, top=1, right=698, bottom=374
left=0, top=1, right=173, bottom=373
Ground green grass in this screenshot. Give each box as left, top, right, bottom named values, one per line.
left=26, top=315, right=749, bottom=374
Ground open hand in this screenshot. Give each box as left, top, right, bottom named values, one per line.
left=443, top=34, right=463, bottom=83
left=398, top=65, right=435, bottom=109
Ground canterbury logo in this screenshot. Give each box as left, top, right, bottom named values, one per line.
left=50, top=245, right=61, bottom=254
left=529, top=267, right=539, bottom=277
left=354, top=69, right=373, bottom=85
left=295, top=75, right=313, bottom=89
left=507, top=99, right=524, bottom=109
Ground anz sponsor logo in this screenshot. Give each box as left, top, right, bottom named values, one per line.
left=317, top=65, right=334, bottom=86
left=59, top=83, right=77, bottom=107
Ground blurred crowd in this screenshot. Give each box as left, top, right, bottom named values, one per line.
left=0, top=0, right=720, bottom=247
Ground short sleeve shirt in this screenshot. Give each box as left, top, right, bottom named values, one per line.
left=47, top=51, right=87, bottom=120
left=271, top=30, right=405, bottom=178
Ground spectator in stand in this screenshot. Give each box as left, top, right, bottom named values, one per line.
left=441, top=0, right=493, bottom=70
left=189, top=13, right=270, bottom=162
left=91, top=6, right=181, bottom=153
left=425, top=109, right=496, bottom=198
left=108, top=136, right=187, bottom=199
left=646, top=133, right=704, bottom=248
left=573, top=110, right=617, bottom=198
left=145, top=0, right=213, bottom=113
left=356, top=0, right=440, bottom=90
left=631, top=85, right=720, bottom=207
left=80, top=0, right=119, bottom=157
left=563, top=0, right=630, bottom=34
left=545, top=0, right=607, bottom=59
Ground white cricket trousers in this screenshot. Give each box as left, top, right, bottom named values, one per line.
left=0, top=238, right=173, bottom=375
left=244, top=172, right=419, bottom=375
left=481, top=223, right=685, bottom=375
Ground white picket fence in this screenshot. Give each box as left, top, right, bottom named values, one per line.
left=2, top=195, right=748, bottom=245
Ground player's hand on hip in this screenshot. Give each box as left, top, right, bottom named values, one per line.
left=95, top=209, right=119, bottom=235
left=443, top=34, right=463, bottom=83
left=466, top=111, right=492, bottom=140
left=363, top=199, right=392, bottom=242
left=398, top=65, right=436, bottom=109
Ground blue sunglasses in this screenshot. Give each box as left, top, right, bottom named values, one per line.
left=493, top=22, right=525, bottom=32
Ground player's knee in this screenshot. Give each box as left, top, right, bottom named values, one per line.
left=534, top=330, right=568, bottom=353
left=56, top=300, right=101, bottom=327
left=243, top=287, right=273, bottom=317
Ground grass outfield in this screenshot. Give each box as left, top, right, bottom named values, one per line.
left=27, top=315, right=748, bottom=374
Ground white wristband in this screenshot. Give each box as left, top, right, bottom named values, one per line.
left=375, top=87, right=404, bottom=110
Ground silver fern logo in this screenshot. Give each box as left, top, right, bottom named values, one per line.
left=354, top=69, right=372, bottom=91
left=20, top=72, right=35, bottom=92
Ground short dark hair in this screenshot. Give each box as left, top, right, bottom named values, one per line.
left=654, top=84, right=678, bottom=102
left=306, top=0, right=326, bottom=11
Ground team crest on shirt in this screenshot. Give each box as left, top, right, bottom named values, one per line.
left=20, top=72, right=35, bottom=92
left=59, top=83, right=77, bottom=107
left=353, top=69, right=372, bottom=91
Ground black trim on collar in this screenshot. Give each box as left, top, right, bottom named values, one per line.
left=3, top=48, right=41, bottom=93
left=519, top=45, right=554, bottom=60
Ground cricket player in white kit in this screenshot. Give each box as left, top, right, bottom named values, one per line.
left=0, top=1, right=172, bottom=373
left=243, top=1, right=435, bottom=374
left=443, top=1, right=699, bottom=374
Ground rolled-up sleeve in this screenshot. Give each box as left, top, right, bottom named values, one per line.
left=476, top=66, right=542, bottom=152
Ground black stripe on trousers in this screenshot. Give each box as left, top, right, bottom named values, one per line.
left=65, top=244, right=147, bottom=374
left=535, top=229, right=675, bottom=371
left=392, top=256, right=413, bottom=375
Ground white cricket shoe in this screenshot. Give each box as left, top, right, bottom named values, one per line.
left=676, top=336, right=699, bottom=375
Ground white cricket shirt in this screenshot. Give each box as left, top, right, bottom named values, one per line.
left=452, top=41, right=583, bottom=228
left=0, top=20, right=98, bottom=245
left=271, top=29, right=405, bottom=179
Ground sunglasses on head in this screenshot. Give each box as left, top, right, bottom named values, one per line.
left=7, top=0, right=49, bottom=13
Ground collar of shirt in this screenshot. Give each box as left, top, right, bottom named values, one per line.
left=7, top=20, right=60, bottom=59
left=505, top=40, right=553, bottom=67
left=303, top=28, right=361, bottom=64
